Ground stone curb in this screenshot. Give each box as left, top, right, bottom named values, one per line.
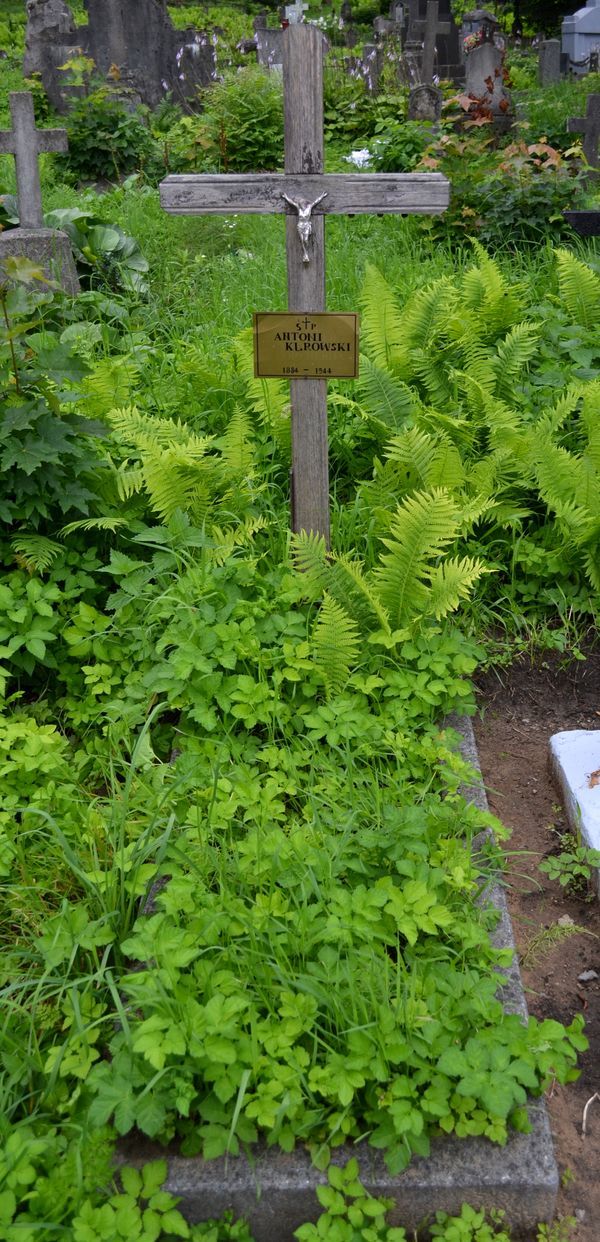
left=121, top=716, right=558, bottom=1239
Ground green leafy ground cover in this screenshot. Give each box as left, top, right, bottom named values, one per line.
left=1, top=6, right=599, bottom=1237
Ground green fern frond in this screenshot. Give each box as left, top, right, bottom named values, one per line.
left=582, top=544, right=600, bottom=593
left=359, top=263, right=406, bottom=370
left=462, top=242, right=521, bottom=335
left=11, top=534, right=62, bottom=571
left=371, top=488, right=459, bottom=627
left=60, top=516, right=129, bottom=535
left=108, top=406, right=213, bottom=456
left=115, top=464, right=145, bottom=502
left=534, top=388, right=582, bottom=440
left=401, top=278, right=455, bottom=355
left=81, top=359, right=140, bottom=418
left=425, top=555, right=487, bottom=620
left=357, top=356, right=416, bottom=430
left=385, top=428, right=466, bottom=493
left=291, top=530, right=330, bottom=600
left=234, top=330, right=291, bottom=457
left=410, top=348, right=453, bottom=405
left=327, top=553, right=391, bottom=634
left=493, top=322, right=540, bottom=396
left=219, top=406, right=255, bottom=476
left=312, top=593, right=361, bottom=698
left=555, top=248, right=600, bottom=331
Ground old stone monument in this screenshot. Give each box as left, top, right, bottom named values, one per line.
left=567, top=93, right=600, bottom=174
left=24, top=0, right=216, bottom=111
left=562, top=0, right=600, bottom=75
left=538, top=39, right=561, bottom=85
left=464, top=38, right=511, bottom=125
left=408, top=82, right=442, bottom=120
left=0, top=92, right=79, bottom=294
left=159, top=24, right=449, bottom=541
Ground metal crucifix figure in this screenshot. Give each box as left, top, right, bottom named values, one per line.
left=281, top=191, right=328, bottom=263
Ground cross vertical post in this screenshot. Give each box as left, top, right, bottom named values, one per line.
left=421, top=1, right=450, bottom=83
left=283, top=24, right=329, bottom=541
left=567, top=94, right=600, bottom=177
left=0, top=93, right=68, bottom=229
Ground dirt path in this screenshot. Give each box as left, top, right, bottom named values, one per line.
left=474, top=650, right=600, bottom=1241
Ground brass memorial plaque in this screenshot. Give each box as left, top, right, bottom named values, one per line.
left=253, top=312, right=359, bottom=380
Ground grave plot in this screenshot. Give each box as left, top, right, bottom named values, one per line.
left=2, top=5, right=600, bottom=1240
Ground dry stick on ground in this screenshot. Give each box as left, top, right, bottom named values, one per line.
left=582, top=1092, right=600, bottom=1135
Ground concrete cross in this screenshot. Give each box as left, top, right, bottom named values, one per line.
left=406, top=0, right=450, bottom=82
left=284, top=1, right=308, bottom=23
left=0, top=92, right=68, bottom=229
left=567, top=94, right=600, bottom=176
left=160, top=25, right=449, bottom=541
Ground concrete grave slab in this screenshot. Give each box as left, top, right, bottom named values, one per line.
left=0, top=228, right=80, bottom=295
left=120, top=717, right=559, bottom=1240
left=549, top=729, right=600, bottom=898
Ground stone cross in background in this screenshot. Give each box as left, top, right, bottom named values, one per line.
left=0, top=92, right=67, bottom=229
left=568, top=93, right=600, bottom=175
left=0, top=92, right=79, bottom=294
left=160, top=25, right=449, bottom=541
left=421, top=0, right=450, bottom=82
left=284, top=1, right=309, bottom=23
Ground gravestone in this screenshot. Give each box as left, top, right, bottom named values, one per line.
left=0, top=92, right=79, bottom=295
left=567, top=92, right=600, bottom=174
left=422, top=0, right=450, bottom=81
left=24, top=0, right=83, bottom=112
left=408, top=81, right=442, bottom=120
left=464, top=39, right=511, bottom=124
left=160, top=24, right=449, bottom=541
left=253, top=16, right=285, bottom=71
left=562, top=0, right=600, bottom=76
left=24, top=0, right=216, bottom=111
left=538, top=39, right=561, bottom=84
left=362, top=42, right=385, bottom=93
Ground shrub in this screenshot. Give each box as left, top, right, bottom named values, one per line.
left=168, top=65, right=284, bottom=172
left=63, top=88, right=161, bottom=182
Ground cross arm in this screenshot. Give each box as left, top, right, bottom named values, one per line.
left=159, top=172, right=450, bottom=216
left=36, top=129, right=69, bottom=154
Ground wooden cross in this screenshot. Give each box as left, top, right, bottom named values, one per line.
left=567, top=94, right=600, bottom=177
left=0, top=93, right=68, bottom=230
left=160, top=25, right=449, bottom=541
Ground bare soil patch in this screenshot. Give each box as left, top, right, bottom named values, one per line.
left=474, top=649, right=600, bottom=1240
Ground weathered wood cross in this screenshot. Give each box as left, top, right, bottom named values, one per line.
left=0, top=92, right=68, bottom=229
left=407, top=0, right=451, bottom=84
left=160, top=24, right=449, bottom=541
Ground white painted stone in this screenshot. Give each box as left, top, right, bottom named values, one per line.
left=549, top=729, right=600, bottom=898
left=562, top=0, right=600, bottom=75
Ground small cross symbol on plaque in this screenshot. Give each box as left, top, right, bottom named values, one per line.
left=160, top=26, right=449, bottom=540
left=567, top=94, right=600, bottom=176
left=0, top=93, right=68, bottom=229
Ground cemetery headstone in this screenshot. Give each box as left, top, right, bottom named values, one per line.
left=254, top=17, right=285, bottom=71
left=24, top=0, right=83, bottom=112
left=567, top=92, right=600, bottom=175
left=25, top=0, right=216, bottom=111
left=538, top=39, right=561, bottom=85
left=0, top=92, right=79, bottom=294
left=464, top=39, right=511, bottom=126
left=408, top=81, right=442, bottom=120
left=159, top=24, right=449, bottom=541
left=562, top=0, right=600, bottom=76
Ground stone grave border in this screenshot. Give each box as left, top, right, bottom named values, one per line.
left=121, top=715, right=558, bottom=1240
